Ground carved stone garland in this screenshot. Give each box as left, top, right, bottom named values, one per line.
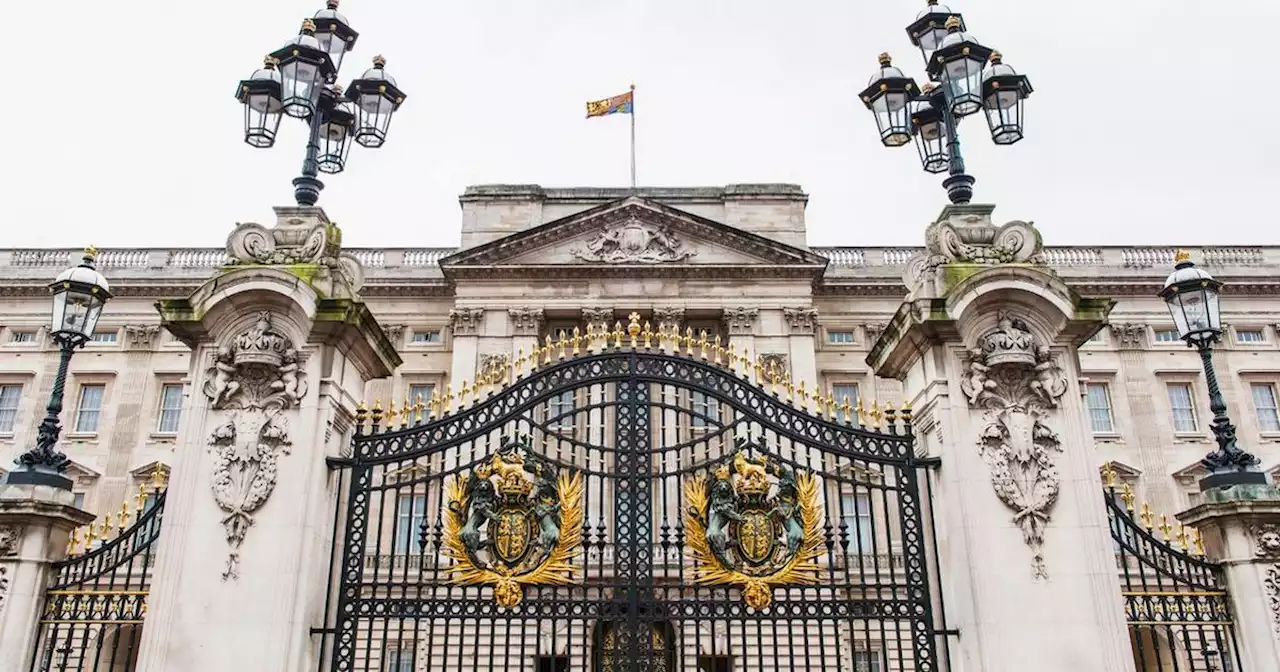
left=1254, top=524, right=1280, bottom=636
left=959, top=312, right=1068, bottom=579
left=0, top=525, right=18, bottom=557
left=202, top=311, right=308, bottom=581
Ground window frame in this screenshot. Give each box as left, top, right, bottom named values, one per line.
left=1235, top=327, right=1267, bottom=345
left=1152, top=328, right=1183, bottom=345
left=0, top=383, right=22, bottom=435
left=393, top=492, right=428, bottom=555
left=1166, top=382, right=1200, bottom=434
left=7, top=330, right=37, bottom=345
left=73, top=383, right=107, bottom=435
left=409, top=329, right=443, bottom=345
left=853, top=649, right=885, bottom=672
left=383, top=644, right=416, bottom=672
left=88, top=330, right=119, bottom=345
left=1084, top=382, right=1116, bottom=435
left=830, top=382, right=860, bottom=415
left=1251, top=382, right=1280, bottom=435
left=155, top=383, right=185, bottom=435
left=840, top=491, right=875, bottom=554
left=546, top=389, right=576, bottom=433
left=689, top=389, right=721, bottom=431
left=825, top=329, right=857, bottom=346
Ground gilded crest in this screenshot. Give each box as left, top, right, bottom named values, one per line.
left=443, top=436, right=584, bottom=608
left=684, top=442, right=824, bottom=611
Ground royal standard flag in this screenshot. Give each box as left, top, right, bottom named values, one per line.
left=586, top=90, right=634, bottom=118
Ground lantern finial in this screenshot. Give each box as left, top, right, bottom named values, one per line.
left=372, top=54, right=387, bottom=68
left=927, top=0, right=938, bottom=5
left=878, top=52, right=892, bottom=66
left=301, top=19, right=317, bottom=34
left=263, top=55, right=279, bottom=68
left=990, top=51, right=1003, bottom=63
left=944, top=16, right=962, bottom=30
left=83, top=245, right=98, bottom=260
left=1174, top=250, right=1192, bottom=264
left=327, top=0, right=340, bottom=8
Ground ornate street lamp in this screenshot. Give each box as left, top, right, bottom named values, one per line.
left=235, top=1, right=407, bottom=207
left=1159, top=251, right=1267, bottom=490
left=5, top=248, right=112, bottom=490
left=862, top=2, right=1033, bottom=205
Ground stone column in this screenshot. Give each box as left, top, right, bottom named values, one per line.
left=135, top=206, right=400, bottom=672
left=448, top=307, right=484, bottom=397
left=512, top=307, right=547, bottom=362
left=783, top=307, right=818, bottom=396
left=870, top=204, right=1134, bottom=672
left=1177, top=485, right=1280, bottom=670
left=722, top=307, right=758, bottom=382
left=653, top=307, right=684, bottom=339
left=0, top=483, right=94, bottom=672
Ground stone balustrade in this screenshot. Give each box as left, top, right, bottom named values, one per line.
left=0, top=245, right=1271, bottom=273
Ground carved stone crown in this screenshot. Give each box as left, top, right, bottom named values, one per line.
left=980, top=313, right=1037, bottom=367
left=232, top=312, right=290, bottom=368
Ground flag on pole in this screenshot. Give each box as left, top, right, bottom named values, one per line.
left=585, top=90, right=634, bottom=118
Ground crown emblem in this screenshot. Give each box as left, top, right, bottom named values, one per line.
left=980, top=311, right=1037, bottom=367
left=733, top=453, right=770, bottom=497
left=482, top=452, right=533, bottom=497
left=232, top=311, right=289, bottom=367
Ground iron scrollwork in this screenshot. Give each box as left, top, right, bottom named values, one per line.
left=684, top=442, right=823, bottom=611
left=443, top=436, right=584, bottom=608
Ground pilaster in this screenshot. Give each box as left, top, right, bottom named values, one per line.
left=511, top=306, right=547, bottom=365
left=0, top=484, right=94, bottom=672
left=723, top=307, right=759, bottom=382
left=783, top=307, right=818, bottom=395
left=449, top=307, right=484, bottom=394
left=1110, top=323, right=1176, bottom=509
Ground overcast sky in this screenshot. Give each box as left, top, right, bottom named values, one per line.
left=3, top=1, right=1276, bottom=249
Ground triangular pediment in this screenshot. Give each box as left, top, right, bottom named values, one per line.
left=440, top=197, right=827, bottom=279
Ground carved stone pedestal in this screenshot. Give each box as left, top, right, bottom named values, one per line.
left=1178, top=485, right=1280, bottom=670
left=871, top=205, right=1133, bottom=672
left=0, top=483, right=93, bottom=672
left=134, top=207, right=400, bottom=672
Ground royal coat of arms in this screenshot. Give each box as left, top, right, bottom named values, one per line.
left=684, top=446, right=824, bottom=611
left=443, top=439, right=584, bottom=608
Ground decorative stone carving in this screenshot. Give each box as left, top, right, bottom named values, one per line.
left=478, top=352, right=511, bottom=378
left=381, top=324, right=406, bottom=345
left=201, top=312, right=308, bottom=581
left=959, top=312, right=1068, bottom=579
left=903, top=205, right=1043, bottom=296
left=653, top=307, right=685, bottom=334
left=864, top=322, right=888, bottom=347
left=783, top=307, right=818, bottom=335
left=1109, top=323, right=1147, bottom=350
left=1254, top=524, right=1280, bottom=558
left=757, top=353, right=789, bottom=378
left=0, top=525, right=19, bottom=557
left=1266, top=566, right=1280, bottom=637
left=580, top=308, right=613, bottom=331
left=225, top=209, right=364, bottom=294
left=0, top=566, right=8, bottom=613
left=509, top=307, right=546, bottom=336
left=124, top=324, right=161, bottom=348
left=449, top=308, right=485, bottom=336
left=723, top=307, right=759, bottom=336
left=570, top=218, right=696, bottom=263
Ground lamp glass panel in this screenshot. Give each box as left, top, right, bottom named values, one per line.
left=281, top=61, right=321, bottom=117
left=943, top=56, right=984, bottom=114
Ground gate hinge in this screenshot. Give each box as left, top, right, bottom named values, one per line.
left=325, top=456, right=354, bottom=470
left=310, top=627, right=335, bottom=636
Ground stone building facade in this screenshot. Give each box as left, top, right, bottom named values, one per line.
left=1, top=185, right=1275, bottom=523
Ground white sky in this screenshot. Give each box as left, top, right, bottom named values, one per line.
left=2, top=1, right=1277, bottom=248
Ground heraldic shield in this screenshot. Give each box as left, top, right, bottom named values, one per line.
left=443, top=435, right=585, bottom=608
left=684, top=440, right=824, bottom=611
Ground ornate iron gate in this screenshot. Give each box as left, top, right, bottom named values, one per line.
left=321, top=322, right=949, bottom=672
left=1102, top=465, right=1243, bottom=671
left=28, top=473, right=167, bottom=672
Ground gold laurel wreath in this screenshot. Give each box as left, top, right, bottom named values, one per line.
left=683, top=468, right=824, bottom=611
left=443, top=468, right=584, bottom=607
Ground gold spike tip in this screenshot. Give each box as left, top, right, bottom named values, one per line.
left=877, top=52, right=892, bottom=66
left=301, top=18, right=318, bottom=33
left=944, top=15, right=961, bottom=30
left=989, top=51, right=1003, bottom=64
left=1174, top=249, right=1192, bottom=263
left=84, top=245, right=99, bottom=259
left=372, top=54, right=387, bottom=68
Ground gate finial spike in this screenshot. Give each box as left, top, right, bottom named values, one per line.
left=1192, top=528, right=1205, bottom=556
left=67, top=528, right=80, bottom=556
left=870, top=401, right=883, bottom=429
left=684, top=327, right=695, bottom=356
left=414, top=393, right=426, bottom=424
left=573, top=326, right=582, bottom=355
left=643, top=322, right=653, bottom=349
left=1120, top=483, right=1135, bottom=512
left=428, top=390, right=440, bottom=420
left=826, top=389, right=836, bottom=418
left=443, top=385, right=453, bottom=414
left=727, top=343, right=737, bottom=371
left=403, top=396, right=412, bottom=427
left=1139, top=502, right=1153, bottom=529
left=713, top=335, right=722, bottom=365
left=614, top=322, right=625, bottom=349
left=698, top=330, right=709, bottom=360
left=797, top=380, right=809, bottom=409
left=119, top=501, right=130, bottom=531
left=885, top=401, right=897, bottom=433
left=152, top=465, right=168, bottom=493
left=1175, top=525, right=1188, bottom=552
left=1159, top=515, right=1173, bottom=542
left=1101, top=462, right=1117, bottom=489
left=556, top=330, right=568, bottom=360
left=388, top=399, right=399, bottom=426
left=136, top=483, right=148, bottom=512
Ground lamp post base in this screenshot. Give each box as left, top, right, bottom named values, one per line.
left=1200, top=469, right=1269, bottom=491
left=292, top=175, right=325, bottom=206
left=942, top=173, right=975, bottom=205
left=3, top=467, right=73, bottom=490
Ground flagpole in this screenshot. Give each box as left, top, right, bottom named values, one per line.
left=629, top=83, right=636, bottom=189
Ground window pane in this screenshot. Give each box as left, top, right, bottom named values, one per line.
left=854, top=651, right=882, bottom=672
left=841, top=493, right=875, bottom=552
left=1237, top=329, right=1266, bottom=343
left=833, top=384, right=860, bottom=412
left=157, top=384, right=184, bottom=433
left=1085, top=384, right=1113, bottom=433
left=75, top=385, right=105, bottom=433
left=691, top=391, right=720, bottom=428
left=547, top=391, right=574, bottom=430
left=827, top=330, right=856, bottom=344
left=411, top=330, right=441, bottom=343
left=394, top=493, right=427, bottom=554
left=1167, top=383, right=1197, bottom=432
left=1252, top=384, right=1280, bottom=433
left=0, top=384, right=21, bottom=433
left=408, top=384, right=435, bottom=406
left=1155, top=329, right=1181, bottom=343
left=9, top=331, right=35, bottom=343
left=90, top=331, right=117, bottom=343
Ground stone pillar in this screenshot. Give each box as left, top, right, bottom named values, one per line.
left=135, top=206, right=400, bottom=672
left=0, top=483, right=94, bottom=672
left=870, top=204, right=1135, bottom=672
left=448, top=307, right=484, bottom=396
left=723, top=307, right=758, bottom=382
left=1177, top=485, right=1280, bottom=670
left=511, top=307, right=547, bottom=362
left=783, top=307, right=818, bottom=394
left=1109, top=323, right=1178, bottom=510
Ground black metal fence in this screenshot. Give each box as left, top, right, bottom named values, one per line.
left=318, top=324, right=951, bottom=672
left=1103, top=466, right=1243, bottom=671
left=28, top=475, right=167, bottom=672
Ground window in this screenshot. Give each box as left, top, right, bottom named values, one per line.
left=383, top=646, right=415, bottom=672
left=827, top=330, right=856, bottom=345
left=1085, top=330, right=1105, bottom=344
left=853, top=650, right=883, bottom=672
left=832, top=384, right=860, bottom=413
left=156, top=384, right=184, bottom=434
left=537, top=656, right=570, bottom=672
left=691, top=391, right=720, bottom=429
left=74, top=385, right=105, bottom=433
left=394, top=493, right=427, bottom=555
left=0, top=384, right=21, bottom=433
left=408, top=383, right=435, bottom=407
left=841, top=493, right=875, bottom=552
left=90, top=331, right=118, bottom=344
left=1237, top=329, right=1266, bottom=344
left=411, top=330, right=442, bottom=344
left=1252, top=383, right=1280, bottom=433
left=9, top=331, right=35, bottom=344
left=1167, top=383, right=1198, bottom=432
left=547, top=391, right=575, bottom=431
left=72, top=493, right=85, bottom=510
left=698, top=656, right=732, bottom=672
left=1154, top=329, right=1181, bottom=343
left=1085, top=384, right=1114, bottom=433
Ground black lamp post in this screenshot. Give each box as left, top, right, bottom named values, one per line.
left=6, top=248, right=112, bottom=490
left=236, top=1, right=407, bottom=207
left=1159, top=251, right=1267, bottom=491
left=860, top=1, right=1033, bottom=205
